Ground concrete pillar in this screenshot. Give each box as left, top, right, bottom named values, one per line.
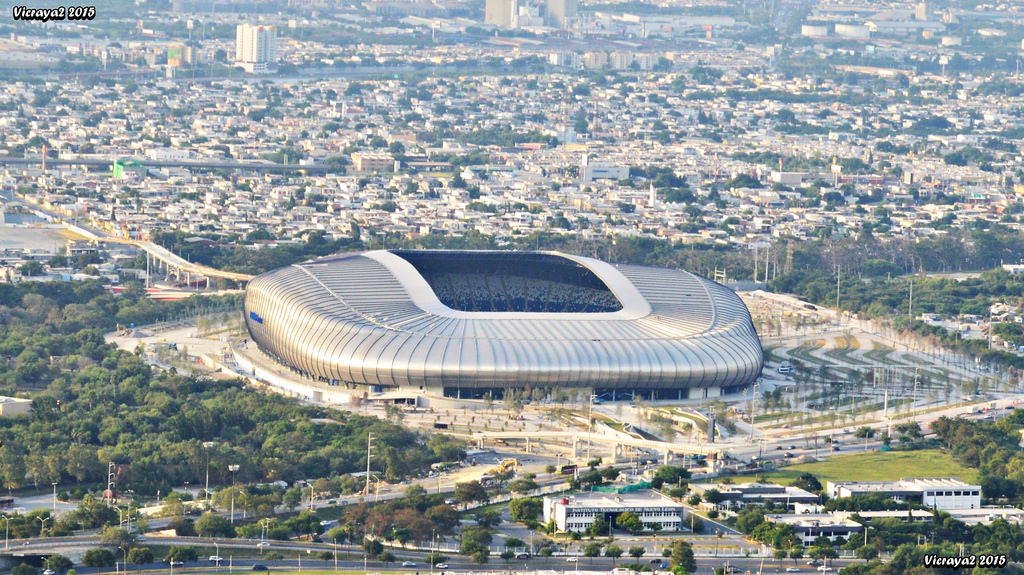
left=664, top=451, right=671, bottom=465
left=526, top=437, right=531, bottom=453
left=572, top=435, right=580, bottom=458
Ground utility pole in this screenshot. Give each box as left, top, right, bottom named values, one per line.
left=365, top=432, right=374, bottom=497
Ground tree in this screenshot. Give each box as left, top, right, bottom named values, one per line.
left=500, top=550, right=514, bottom=563
left=854, top=426, right=875, bottom=439
left=83, top=549, right=116, bottom=568
left=460, top=526, right=492, bottom=560
left=282, top=487, right=303, bottom=510
left=127, top=547, right=154, bottom=565
left=46, top=555, right=73, bottom=574
left=473, top=508, right=502, bottom=529
left=455, top=481, right=488, bottom=504
left=164, top=547, right=198, bottom=563
left=376, top=551, right=395, bottom=565
left=12, top=564, right=37, bottom=575
left=615, top=511, right=644, bottom=534
left=789, top=545, right=804, bottom=563
left=509, top=497, right=542, bottom=522
left=363, top=539, right=383, bottom=557
left=100, top=526, right=135, bottom=550
left=629, top=546, right=645, bottom=560
left=736, top=509, right=765, bottom=534
left=605, top=544, right=623, bottom=565
left=703, top=489, right=724, bottom=505
left=792, top=473, right=822, bottom=494
left=195, top=512, right=235, bottom=538
left=19, top=261, right=44, bottom=276
left=670, top=540, right=696, bottom=573
left=583, top=542, right=602, bottom=559
left=508, top=477, right=538, bottom=493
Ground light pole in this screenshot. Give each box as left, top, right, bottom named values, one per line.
left=228, top=464, right=239, bottom=524
left=333, top=538, right=338, bottom=572
left=51, top=482, right=57, bottom=515
left=203, top=441, right=216, bottom=509
left=37, top=515, right=47, bottom=537
left=586, top=392, right=596, bottom=462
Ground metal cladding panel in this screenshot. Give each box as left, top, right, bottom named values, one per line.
left=243, top=250, right=764, bottom=390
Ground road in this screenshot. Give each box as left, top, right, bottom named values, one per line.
left=3, top=532, right=860, bottom=574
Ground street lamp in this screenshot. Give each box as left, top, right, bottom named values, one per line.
left=203, top=441, right=216, bottom=509
left=51, top=482, right=58, bottom=515
left=586, top=392, right=596, bottom=462
left=228, top=464, right=239, bottom=523
left=37, top=515, right=47, bottom=537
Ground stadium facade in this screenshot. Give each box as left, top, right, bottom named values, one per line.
left=243, top=250, right=763, bottom=401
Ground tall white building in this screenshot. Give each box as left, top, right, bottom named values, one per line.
left=485, top=0, right=518, bottom=28
left=546, top=0, right=577, bottom=28
left=235, top=24, right=277, bottom=73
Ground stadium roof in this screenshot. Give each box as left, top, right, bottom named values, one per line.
left=243, top=250, right=763, bottom=393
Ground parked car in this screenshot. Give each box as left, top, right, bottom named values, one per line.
left=252, top=565, right=268, bottom=571
left=401, top=561, right=417, bottom=567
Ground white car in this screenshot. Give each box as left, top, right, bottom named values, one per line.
left=435, top=563, right=449, bottom=569
left=401, top=561, right=417, bottom=567
left=257, top=541, right=270, bottom=548
left=786, top=569, right=801, bottom=573
left=566, top=557, right=578, bottom=563
left=209, top=556, right=223, bottom=563
left=817, top=567, right=833, bottom=572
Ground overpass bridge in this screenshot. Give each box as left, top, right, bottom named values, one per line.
left=13, top=196, right=254, bottom=285
left=473, top=430, right=724, bottom=463
left=133, top=240, right=253, bottom=285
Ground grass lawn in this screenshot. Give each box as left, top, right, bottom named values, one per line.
left=758, top=449, right=979, bottom=485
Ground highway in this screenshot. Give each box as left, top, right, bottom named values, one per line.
left=3, top=533, right=859, bottom=574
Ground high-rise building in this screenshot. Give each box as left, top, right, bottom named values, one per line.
left=485, top=0, right=517, bottom=28
left=235, top=23, right=277, bottom=73
left=546, top=0, right=577, bottom=28
left=915, top=1, right=930, bottom=21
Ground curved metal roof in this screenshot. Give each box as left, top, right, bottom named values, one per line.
left=243, top=250, right=763, bottom=390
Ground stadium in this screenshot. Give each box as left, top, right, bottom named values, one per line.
left=242, top=250, right=763, bottom=402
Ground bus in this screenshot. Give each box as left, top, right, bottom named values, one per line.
left=559, top=464, right=577, bottom=475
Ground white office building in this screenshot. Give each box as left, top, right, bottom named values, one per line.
left=235, top=24, right=277, bottom=73
left=543, top=490, right=686, bottom=533
left=826, top=478, right=981, bottom=511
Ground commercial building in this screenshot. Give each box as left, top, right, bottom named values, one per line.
left=485, top=0, right=517, bottom=28
left=765, top=513, right=863, bottom=545
left=580, top=154, right=629, bottom=184
left=243, top=250, right=763, bottom=400
left=235, top=24, right=277, bottom=73
left=351, top=152, right=397, bottom=173
left=546, top=0, right=577, bottom=28
left=826, top=478, right=982, bottom=511
left=690, top=482, right=819, bottom=511
left=543, top=491, right=687, bottom=533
